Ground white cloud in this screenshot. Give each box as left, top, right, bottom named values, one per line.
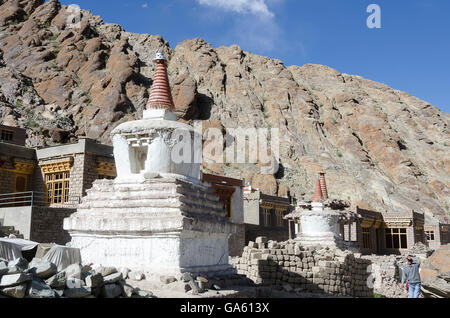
left=197, top=0, right=274, bottom=18
left=142, top=3, right=149, bottom=8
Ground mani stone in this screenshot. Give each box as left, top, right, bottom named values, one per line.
left=0, top=284, right=27, bottom=298
left=103, top=272, right=123, bottom=284
left=64, top=287, right=92, bottom=298
left=0, top=273, right=32, bottom=287
left=28, top=280, right=56, bottom=298
left=45, top=272, right=66, bottom=289
left=101, top=284, right=123, bottom=298
left=85, top=273, right=104, bottom=288
left=28, top=259, right=57, bottom=279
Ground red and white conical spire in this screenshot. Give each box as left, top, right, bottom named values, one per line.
left=312, top=179, right=323, bottom=203
left=146, top=51, right=175, bottom=111
left=319, top=171, right=329, bottom=200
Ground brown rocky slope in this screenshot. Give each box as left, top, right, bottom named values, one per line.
left=0, top=0, right=449, bottom=221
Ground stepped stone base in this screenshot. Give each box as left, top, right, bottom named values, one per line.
left=64, top=177, right=236, bottom=277
left=295, top=233, right=344, bottom=248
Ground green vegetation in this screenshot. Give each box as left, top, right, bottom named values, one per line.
left=337, top=151, right=343, bottom=158
left=44, top=20, right=51, bottom=28
left=48, top=33, right=59, bottom=42
left=373, top=293, right=385, bottom=298
left=20, top=85, right=30, bottom=95
left=15, top=100, right=23, bottom=108
left=26, top=118, right=39, bottom=129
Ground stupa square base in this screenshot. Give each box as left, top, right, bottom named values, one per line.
left=64, top=178, right=236, bottom=277
left=69, top=231, right=232, bottom=276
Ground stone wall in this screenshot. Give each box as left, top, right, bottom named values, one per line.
left=0, top=169, right=15, bottom=194
left=245, top=224, right=289, bottom=244
left=230, top=238, right=374, bottom=297
left=229, top=223, right=245, bottom=257
left=30, top=207, right=76, bottom=244
left=82, top=153, right=100, bottom=193
left=69, top=154, right=85, bottom=201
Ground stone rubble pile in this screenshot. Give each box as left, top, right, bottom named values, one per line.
left=0, top=257, right=153, bottom=298
left=158, top=271, right=251, bottom=296
left=407, top=242, right=434, bottom=258
left=229, top=237, right=374, bottom=298
left=420, top=245, right=450, bottom=298
left=361, top=255, right=408, bottom=298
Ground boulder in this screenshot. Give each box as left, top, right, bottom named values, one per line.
left=8, top=258, right=28, bottom=271
left=0, top=283, right=27, bottom=298
left=0, top=273, right=32, bottom=287
left=128, top=271, right=145, bottom=281
left=103, top=272, right=123, bottom=284
left=85, top=273, right=104, bottom=288
left=64, top=287, right=92, bottom=298
left=160, top=275, right=177, bottom=285
left=95, top=266, right=117, bottom=277
left=45, top=271, right=66, bottom=289
left=172, top=74, right=198, bottom=120
left=28, top=280, right=56, bottom=298
left=421, top=245, right=450, bottom=298
left=28, top=259, right=57, bottom=279
left=101, top=283, right=123, bottom=298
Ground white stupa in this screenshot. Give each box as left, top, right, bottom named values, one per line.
left=64, top=51, right=236, bottom=277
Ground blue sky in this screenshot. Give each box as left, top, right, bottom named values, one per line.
left=60, top=0, right=450, bottom=112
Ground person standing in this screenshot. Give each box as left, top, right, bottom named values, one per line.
left=401, top=255, right=422, bottom=298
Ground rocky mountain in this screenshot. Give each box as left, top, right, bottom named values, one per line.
left=0, top=0, right=449, bottom=221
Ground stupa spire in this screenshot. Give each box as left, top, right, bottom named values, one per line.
left=146, top=51, right=175, bottom=111
left=312, top=179, right=323, bottom=203
left=319, top=171, right=329, bottom=200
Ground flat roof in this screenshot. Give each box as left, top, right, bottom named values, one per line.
left=36, top=138, right=113, bottom=160
left=0, top=142, right=36, bottom=160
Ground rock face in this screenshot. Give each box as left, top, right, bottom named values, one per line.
left=0, top=0, right=449, bottom=221
left=421, top=245, right=450, bottom=298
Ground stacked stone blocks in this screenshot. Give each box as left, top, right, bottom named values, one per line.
left=230, top=237, right=373, bottom=297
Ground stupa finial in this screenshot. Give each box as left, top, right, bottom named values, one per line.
left=146, top=50, right=175, bottom=111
